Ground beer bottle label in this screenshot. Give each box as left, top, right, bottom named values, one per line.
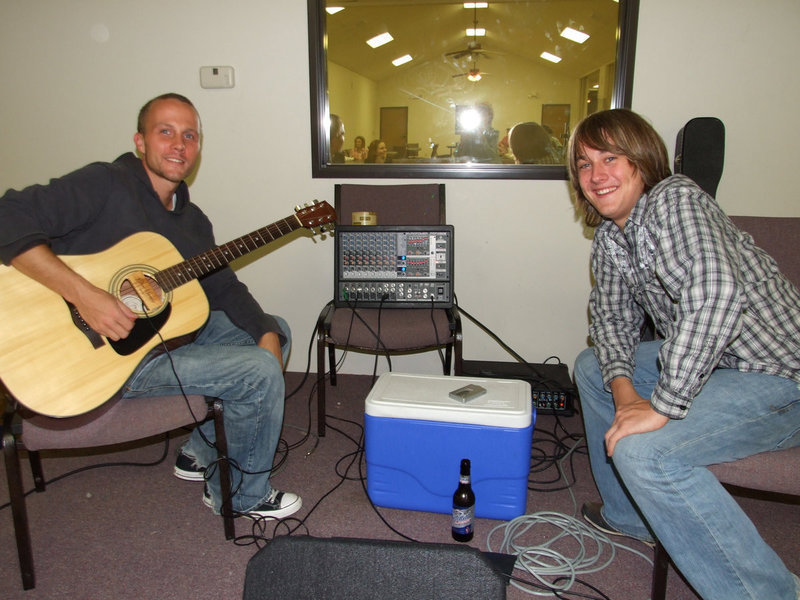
left=451, top=506, right=475, bottom=534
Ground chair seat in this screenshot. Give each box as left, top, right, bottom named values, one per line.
left=21, top=394, right=209, bottom=451
left=709, top=445, right=800, bottom=496
left=327, top=307, right=455, bottom=351
left=4, top=389, right=234, bottom=590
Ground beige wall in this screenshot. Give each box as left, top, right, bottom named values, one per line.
left=1, top=0, right=798, bottom=377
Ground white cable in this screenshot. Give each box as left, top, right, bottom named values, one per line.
left=485, top=436, right=654, bottom=597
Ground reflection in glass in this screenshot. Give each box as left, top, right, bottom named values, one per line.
left=309, top=0, right=639, bottom=179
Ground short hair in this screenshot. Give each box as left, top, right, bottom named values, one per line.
left=509, top=122, right=550, bottom=164
left=137, top=93, right=199, bottom=135
left=567, top=109, right=671, bottom=227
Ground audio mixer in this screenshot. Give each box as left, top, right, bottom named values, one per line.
left=334, top=225, right=454, bottom=308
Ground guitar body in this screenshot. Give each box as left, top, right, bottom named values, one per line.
left=0, top=231, right=209, bottom=417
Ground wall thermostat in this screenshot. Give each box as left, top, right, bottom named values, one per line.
left=199, top=66, right=235, bottom=89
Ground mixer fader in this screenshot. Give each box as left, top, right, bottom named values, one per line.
left=334, top=225, right=454, bottom=308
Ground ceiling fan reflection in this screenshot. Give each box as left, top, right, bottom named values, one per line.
left=452, top=63, right=489, bottom=82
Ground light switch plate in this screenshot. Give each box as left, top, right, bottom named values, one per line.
left=199, top=66, right=235, bottom=89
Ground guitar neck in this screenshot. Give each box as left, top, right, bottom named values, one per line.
left=156, top=214, right=302, bottom=292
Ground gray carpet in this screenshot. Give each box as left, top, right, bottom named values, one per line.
left=1, top=371, right=797, bottom=599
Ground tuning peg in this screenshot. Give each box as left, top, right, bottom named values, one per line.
left=294, top=205, right=302, bottom=212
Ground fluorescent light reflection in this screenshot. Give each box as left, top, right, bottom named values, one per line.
left=392, top=54, right=413, bottom=66
left=366, top=32, right=393, bottom=48
left=561, top=27, right=589, bottom=43
left=540, top=51, right=562, bottom=63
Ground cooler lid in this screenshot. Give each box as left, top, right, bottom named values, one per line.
left=365, top=372, right=531, bottom=428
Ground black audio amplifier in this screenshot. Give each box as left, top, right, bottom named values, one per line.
left=334, top=225, right=454, bottom=308
left=461, top=359, right=577, bottom=416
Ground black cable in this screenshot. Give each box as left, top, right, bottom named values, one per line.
left=453, top=295, right=575, bottom=393
left=142, top=307, right=292, bottom=497
left=552, top=576, right=613, bottom=600
left=0, top=434, right=171, bottom=512
left=230, top=411, right=366, bottom=548
left=354, top=419, right=421, bottom=543
left=529, top=415, right=587, bottom=492
left=342, top=296, right=394, bottom=362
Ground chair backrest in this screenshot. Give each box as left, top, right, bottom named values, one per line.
left=710, top=215, right=800, bottom=497
left=729, top=216, right=800, bottom=289
left=334, top=183, right=445, bottom=226
left=673, top=118, right=800, bottom=287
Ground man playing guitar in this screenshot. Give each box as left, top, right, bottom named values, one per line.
left=0, top=93, right=303, bottom=520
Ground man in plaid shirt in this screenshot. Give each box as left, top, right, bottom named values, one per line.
left=569, top=109, right=800, bottom=600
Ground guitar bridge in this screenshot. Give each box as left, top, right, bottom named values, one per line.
left=65, top=300, right=104, bottom=349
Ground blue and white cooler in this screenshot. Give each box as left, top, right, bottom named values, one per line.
left=364, top=372, right=534, bottom=520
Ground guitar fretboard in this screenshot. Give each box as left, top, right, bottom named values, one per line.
left=155, top=215, right=302, bottom=291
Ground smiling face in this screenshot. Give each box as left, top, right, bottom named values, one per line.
left=134, top=98, right=201, bottom=204
left=576, top=145, right=645, bottom=230
left=568, top=110, right=672, bottom=229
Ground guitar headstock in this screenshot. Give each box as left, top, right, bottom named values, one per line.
left=295, top=200, right=337, bottom=233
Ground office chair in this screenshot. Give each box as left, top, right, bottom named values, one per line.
left=651, top=119, right=800, bottom=598
left=2, top=384, right=235, bottom=590
left=315, top=183, right=463, bottom=436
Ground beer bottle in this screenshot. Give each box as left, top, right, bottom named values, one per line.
left=451, top=458, right=475, bottom=542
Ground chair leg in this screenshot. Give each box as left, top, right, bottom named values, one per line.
left=651, top=541, right=670, bottom=600
left=29, top=450, right=45, bottom=492
left=316, top=334, right=328, bottom=437
left=328, top=342, right=337, bottom=386
left=211, top=399, right=235, bottom=540
left=3, top=425, right=35, bottom=589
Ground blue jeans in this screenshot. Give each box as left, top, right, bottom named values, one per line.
left=575, top=341, right=800, bottom=600
left=123, top=311, right=291, bottom=513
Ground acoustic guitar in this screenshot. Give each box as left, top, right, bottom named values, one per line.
left=0, top=201, right=336, bottom=417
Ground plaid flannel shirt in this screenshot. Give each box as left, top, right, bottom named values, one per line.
left=589, top=175, right=800, bottom=419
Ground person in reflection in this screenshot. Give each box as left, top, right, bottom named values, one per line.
left=542, top=124, right=564, bottom=158
left=0, top=93, right=302, bottom=522
left=508, top=121, right=561, bottom=164
left=365, top=139, right=391, bottom=163
left=569, top=108, right=800, bottom=600
left=497, top=128, right=511, bottom=157
left=348, top=135, right=368, bottom=162
left=456, top=103, right=499, bottom=163
left=329, top=113, right=346, bottom=163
